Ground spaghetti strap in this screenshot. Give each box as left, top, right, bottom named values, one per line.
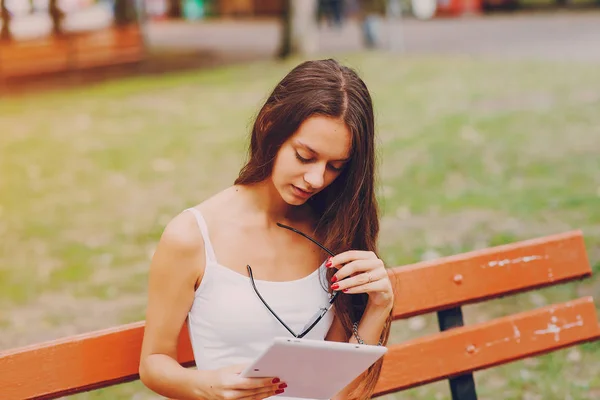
left=185, top=208, right=218, bottom=263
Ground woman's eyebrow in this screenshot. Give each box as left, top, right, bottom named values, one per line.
left=296, top=141, right=350, bottom=162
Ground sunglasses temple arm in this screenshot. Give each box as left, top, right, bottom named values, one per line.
left=247, top=265, right=299, bottom=338
left=276, top=223, right=335, bottom=257
left=298, top=305, right=331, bottom=339
left=329, top=291, right=340, bottom=305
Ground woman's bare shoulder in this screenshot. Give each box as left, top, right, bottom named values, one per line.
left=159, top=210, right=204, bottom=255
left=147, top=210, right=207, bottom=294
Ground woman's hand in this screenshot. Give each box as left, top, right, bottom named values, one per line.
left=200, top=364, right=287, bottom=399
left=327, top=251, right=394, bottom=309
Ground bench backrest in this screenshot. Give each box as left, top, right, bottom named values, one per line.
left=1, top=230, right=598, bottom=399
left=0, top=26, right=144, bottom=79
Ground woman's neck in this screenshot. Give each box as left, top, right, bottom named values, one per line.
left=234, top=181, right=302, bottom=226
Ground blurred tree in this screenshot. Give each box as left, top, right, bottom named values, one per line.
left=278, top=0, right=292, bottom=58
left=279, top=0, right=318, bottom=58
left=49, top=0, right=65, bottom=36
left=358, top=0, right=387, bottom=14
left=168, top=0, right=182, bottom=17
left=358, top=0, right=387, bottom=48
left=114, top=0, right=138, bottom=25
left=0, top=0, right=11, bottom=41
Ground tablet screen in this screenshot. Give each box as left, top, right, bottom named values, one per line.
left=241, top=337, right=387, bottom=399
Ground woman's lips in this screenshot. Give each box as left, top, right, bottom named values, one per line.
left=292, top=185, right=313, bottom=198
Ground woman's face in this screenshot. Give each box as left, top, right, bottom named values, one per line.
left=271, top=115, right=352, bottom=206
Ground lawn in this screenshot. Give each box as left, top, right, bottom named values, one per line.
left=0, top=53, right=599, bottom=399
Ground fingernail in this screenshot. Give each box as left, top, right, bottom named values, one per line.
left=331, top=283, right=339, bottom=290
left=331, top=275, right=338, bottom=283
left=276, top=389, right=285, bottom=394
left=325, top=257, right=332, bottom=268
left=272, top=378, right=280, bottom=384
left=279, top=383, right=288, bottom=389
left=342, top=288, right=348, bottom=293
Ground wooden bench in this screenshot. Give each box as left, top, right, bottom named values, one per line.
left=0, top=25, right=144, bottom=79
left=1, top=230, right=599, bottom=399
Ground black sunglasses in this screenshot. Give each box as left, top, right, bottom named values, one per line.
left=246, top=222, right=340, bottom=338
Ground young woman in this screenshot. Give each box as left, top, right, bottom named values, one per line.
left=139, top=59, right=394, bottom=400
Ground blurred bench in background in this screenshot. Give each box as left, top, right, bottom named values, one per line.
left=0, top=25, right=144, bottom=79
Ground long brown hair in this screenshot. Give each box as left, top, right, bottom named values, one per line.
left=235, top=59, right=391, bottom=399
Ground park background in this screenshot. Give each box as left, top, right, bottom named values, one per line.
left=1, top=0, right=599, bottom=398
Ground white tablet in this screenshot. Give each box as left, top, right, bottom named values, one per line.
left=240, top=337, right=388, bottom=399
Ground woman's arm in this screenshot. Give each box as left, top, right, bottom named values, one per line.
left=326, top=302, right=392, bottom=400
left=325, top=251, right=395, bottom=399
left=139, top=212, right=284, bottom=400
left=139, top=212, right=211, bottom=399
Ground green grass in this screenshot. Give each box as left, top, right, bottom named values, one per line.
left=1, top=53, right=599, bottom=399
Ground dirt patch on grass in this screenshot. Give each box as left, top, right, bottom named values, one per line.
left=0, top=292, right=146, bottom=351
left=380, top=208, right=576, bottom=254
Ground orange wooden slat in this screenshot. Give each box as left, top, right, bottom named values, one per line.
left=389, top=230, right=591, bottom=319
left=374, top=296, right=600, bottom=396
left=0, top=39, right=70, bottom=77
left=0, top=26, right=144, bottom=78
left=0, top=322, right=194, bottom=400
left=74, top=48, right=144, bottom=69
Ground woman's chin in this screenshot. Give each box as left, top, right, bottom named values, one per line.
left=283, top=194, right=308, bottom=206
left=282, top=187, right=311, bottom=206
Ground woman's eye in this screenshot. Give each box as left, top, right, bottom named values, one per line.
left=295, top=151, right=344, bottom=172
left=295, top=152, right=311, bottom=163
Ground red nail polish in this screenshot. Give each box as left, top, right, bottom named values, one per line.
left=276, top=389, right=285, bottom=394
left=325, top=257, right=332, bottom=268
left=331, top=275, right=338, bottom=283
left=342, top=288, right=348, bottom=293
left=279, top=383, right=288, bottom=389
left=272, top=378, right=280, bottom=384
left=331, top=283, right=339, bottom=290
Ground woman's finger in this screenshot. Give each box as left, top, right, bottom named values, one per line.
left=237, top=384, right=287, bottom=399
left=328, top=250, right=378, bottom=268
left=331, top=259, right=374, bottom=281
left=331, top=269, right=388, bottom=292
left=335, top=278, right=389, bottom=294
left=332, top=259, right=385, bottom=283
left=231, top=376, right=283, bottom=390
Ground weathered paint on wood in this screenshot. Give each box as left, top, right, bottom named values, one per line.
left=374, top=297, right=600, bottom=396
left=389, top=230, right=590, bottom=319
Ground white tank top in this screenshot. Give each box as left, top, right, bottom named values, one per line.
left=185, top=208, right=335, bottom=400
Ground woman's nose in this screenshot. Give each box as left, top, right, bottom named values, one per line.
left=304, top=164, right=326, bottom=189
